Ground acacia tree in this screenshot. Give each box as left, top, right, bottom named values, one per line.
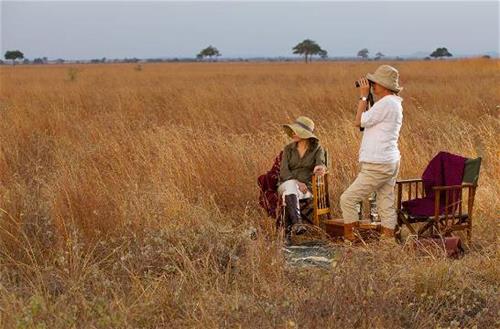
left=292, top=39, right=327, bottom=63
left=197, top=46, right=221, bottom=61
left=430, top=47, right=453, bottom=59
left=357, top=48, right=369, bottom=60
left=375, top=52, right=385, bottom=60
left=4, top=50, right=24, bottom=66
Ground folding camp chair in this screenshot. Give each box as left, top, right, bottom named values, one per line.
left=395, top=157, right=481, bottom=243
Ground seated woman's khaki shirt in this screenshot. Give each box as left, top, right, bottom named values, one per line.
left=279, top=141, right=326, bottom=190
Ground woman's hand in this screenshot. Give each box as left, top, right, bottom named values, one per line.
left=313, top=165, right=327, bottom=177
left=297, top=182, right=309, bottom=194
left=358, top=77, right=370, bottom=98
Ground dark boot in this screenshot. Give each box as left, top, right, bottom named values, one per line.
left=284, top=194, right=306, bottom=235
left=283, top=208, right=293, bottom=243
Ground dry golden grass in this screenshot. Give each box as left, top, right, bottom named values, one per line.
left=0, top=60, right=498, bottom=328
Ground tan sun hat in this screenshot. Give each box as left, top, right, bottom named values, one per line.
left=366, top=65, right=403, bottom=93
left=283, top=116, right=318, bottom=140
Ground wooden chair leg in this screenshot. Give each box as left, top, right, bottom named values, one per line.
left=399, top=213, right=417, bottom=235
left=418, top=220, right=436, bottom=237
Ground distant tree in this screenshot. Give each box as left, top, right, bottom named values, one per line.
left=23, top=58, right=31, bottom=64
left=319, top=49, right=328, bottom=60
left=0, top=60, right=4, bottom=65
left=123, top=57, right=140, bottom=63
left=357, top=48, right=369, bottom=60
left=482, top=55, right=491, bottom=59
left=292, top=39, right=327, bottom=63
left=33, top=58, right=44, bottom=64
left=42, top=57, right=48, bottom=63
left=430, top=47, right=453, bottom=59
left=374, top=52, right=384, bottom=60
left=4, top=50, right=24, bottom=65
left=197, top=46, right=221, bottom=61
left=56, top=58, right=65, bottom=64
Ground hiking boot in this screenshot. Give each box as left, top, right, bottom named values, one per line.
left=381, top=226, right=395, bottom=238
left=284, top=233, right=292, bottom=246
left=380, top=226, right=396, bottom=243
left=284, top=194, right=306, bottom=236
left=294, top=225, right=307, bottom=235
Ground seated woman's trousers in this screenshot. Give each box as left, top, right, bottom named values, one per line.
left=277, top=179, right=313, bottom=204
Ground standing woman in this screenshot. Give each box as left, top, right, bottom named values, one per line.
left=340, top=65, right=403, bottom=241
left=279, top=116, right=326, bottom=240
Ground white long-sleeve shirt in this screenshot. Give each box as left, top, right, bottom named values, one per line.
left=359, top=95, right=403, bottom=164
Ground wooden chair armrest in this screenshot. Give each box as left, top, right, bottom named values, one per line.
left=432, top=183, right=474, bottom=191
left=396, top=178, right=425, bottom=209
left=396, top=178, right=423, bottom=184
left=431, top=183, right=475, bottom=219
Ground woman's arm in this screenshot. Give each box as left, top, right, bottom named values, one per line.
left=355, top=99, right=368, bottom=128
left=355, top=77, right=371, bottom=127
left=313, top=145, right=327, bottom=176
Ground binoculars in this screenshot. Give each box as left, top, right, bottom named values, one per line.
left=354, top=80, right=373, bottom=88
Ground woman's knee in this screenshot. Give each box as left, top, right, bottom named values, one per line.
left=340, top=188, right=364, bottom=208
left=279, top=179, right=299, bottom=195
left=340, top=191, right=351, bottom=207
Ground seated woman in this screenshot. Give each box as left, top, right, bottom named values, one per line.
left=279, top=116, right=326, bottom=239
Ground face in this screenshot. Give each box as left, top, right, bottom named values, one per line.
left=292, top=133, right=302, bottom=142
left=371, top=81, right=380, bottom=95
left=371, top=81, right=390, bottom=97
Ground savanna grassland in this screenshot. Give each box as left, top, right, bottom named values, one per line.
left=0, top=60, right=498, bottom=328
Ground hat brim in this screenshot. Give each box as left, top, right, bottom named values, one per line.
left=283, top=124, right=318, bottom=140
left=366, top=73, right=403, bottom=93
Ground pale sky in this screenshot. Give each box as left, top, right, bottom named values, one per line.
left=1, top=1, right=499, bottom=59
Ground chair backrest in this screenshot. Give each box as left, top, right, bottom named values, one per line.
left=311, top=149, right=331, bottom=226
left=462, top=157, right=482, bottom=185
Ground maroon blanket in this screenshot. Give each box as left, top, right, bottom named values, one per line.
left=257, top=152, right=283, bottom=218
left=403, top=151, right=467, bottom=216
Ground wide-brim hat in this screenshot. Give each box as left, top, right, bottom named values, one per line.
left=366, top=65, right=403, bottom=93
left=283, top=116, right=318, bottom=140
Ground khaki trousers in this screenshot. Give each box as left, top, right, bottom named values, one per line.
left=340, top=162, right=400, bottom=229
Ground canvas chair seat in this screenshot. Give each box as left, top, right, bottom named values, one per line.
left=403, top=211, right=469, bottom=223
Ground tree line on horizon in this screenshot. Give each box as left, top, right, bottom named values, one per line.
left=1, top=43, right=470, bottom=65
